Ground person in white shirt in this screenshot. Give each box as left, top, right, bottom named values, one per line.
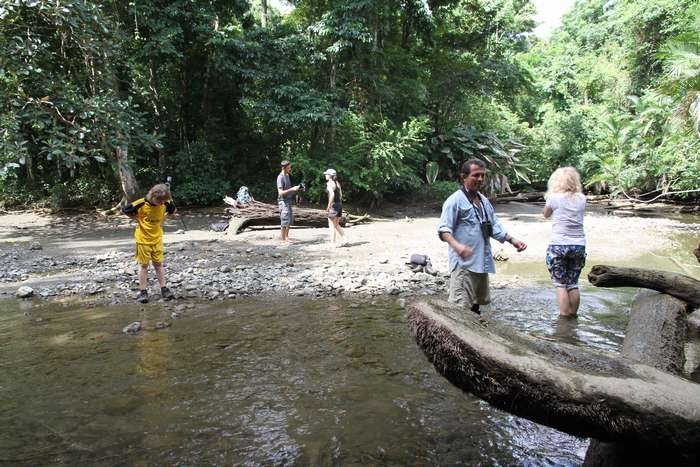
left=542, top=167, right=587, bottom=318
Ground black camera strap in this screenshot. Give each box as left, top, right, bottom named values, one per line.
left=460, top=186, right=488, bottom=223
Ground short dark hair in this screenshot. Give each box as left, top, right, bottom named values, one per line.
left=461, top=159, right=486, bottom=176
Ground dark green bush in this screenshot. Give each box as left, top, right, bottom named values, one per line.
left=167, top=143, right=232, bottom=205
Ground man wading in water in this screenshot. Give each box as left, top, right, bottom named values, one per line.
left=437, top=159, right=527, bottom=316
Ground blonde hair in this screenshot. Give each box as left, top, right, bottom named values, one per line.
left=546, top=167, right=583, bottom=197
left=146, top=183, right=171, bottom=204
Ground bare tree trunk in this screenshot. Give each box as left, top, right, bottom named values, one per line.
left=147, top=60, right=166, bottom=171
left=25, top=152, right=34, bottom=186
left=261, top=0, right=268, bottom=27
left=329, top=58, right=336, bottom=144
left=583, top=291, right=691, bottom=466
left=116, top=146, right=139, bottom=202
left=406, top=299, right=700, bottom=451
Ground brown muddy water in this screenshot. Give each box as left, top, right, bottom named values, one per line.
left=0, top=286, right=649, bottom=467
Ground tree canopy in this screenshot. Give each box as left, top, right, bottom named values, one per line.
left=0, top=0, right=697, bottom=208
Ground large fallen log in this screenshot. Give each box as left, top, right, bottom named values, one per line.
left=223, top=200, right=350, bottom=234
left=406, top=299, right=700, bottom=452
left=583, top=290, right=690, bottom=465
left=588, top=265, right=700, bottom=310
left=495, top=191, right=545, bottom=203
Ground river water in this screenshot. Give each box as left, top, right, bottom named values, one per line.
left=1, top=214, right=698, bottom=466
left=0, top=287, right=649, bottom=466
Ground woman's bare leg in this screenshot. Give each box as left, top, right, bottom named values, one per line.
left=556, top=287, right=575, bottom=317
left=328, top=218, right=336, bottom=244
left=334, top=219, right=345, bottom=242
left=568, top=288, right=581, bottom=315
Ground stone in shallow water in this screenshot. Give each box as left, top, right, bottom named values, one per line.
left=122, top=321, right=141, bottom=334
left=15, top=286, right=34, bottom=298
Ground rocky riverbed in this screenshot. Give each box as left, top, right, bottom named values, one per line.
left=1, top=201, right=697, bottom=307
left=2, top=238, right=447, bottom=303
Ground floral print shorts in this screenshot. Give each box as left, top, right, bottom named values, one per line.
left=545, top=244, right=587, bottom=289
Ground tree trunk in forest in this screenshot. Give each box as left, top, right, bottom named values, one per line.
left=25, top=152, right=34, bottom=186
left=147, top=61, right=166, bottom=171
left=406, top=299, right=700, bottom=454
left=261, top=0, right=268, bottom=27
left=583, top=290, right=691, bottom=466
left=329, top=58, right=336, bottom=144
left=116, top=146, right=139, bottom=202
left=587, top=265, right=700, bottom=310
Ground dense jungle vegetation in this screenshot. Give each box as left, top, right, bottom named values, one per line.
left=0, top=0, right=698, bottom=208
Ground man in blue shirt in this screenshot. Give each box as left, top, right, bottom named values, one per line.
left=437, top=159, right=527, bottom=315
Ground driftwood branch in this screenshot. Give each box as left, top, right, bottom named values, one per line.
left=622, top=188, right=700, bottom=203
left=587, top=265, right=700, bottom=310
left=406, top=299, right=700, bottom=451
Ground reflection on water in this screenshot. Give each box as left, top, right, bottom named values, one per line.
left=0, top=295, right=598, bottom=465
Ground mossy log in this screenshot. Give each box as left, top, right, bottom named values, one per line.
left=406, top=299, right=700, bottom=452
left=588, top=265, right=700, bottom=310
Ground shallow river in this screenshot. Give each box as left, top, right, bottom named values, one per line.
left=0, top=286, right=652, bottom=466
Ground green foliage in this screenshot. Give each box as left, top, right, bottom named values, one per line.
left=521, top=0, right=699, bottom=198
left=14, top=0, right=698, bottom=208
left=425, top=180, right=460, bottom=202
left=0, top=0, right=160, bottom=205
left=656, top=4, right=700, bottom=137
left=47, top=177, right=117, bottom=209
left=307, top=113, right=430, bottom=204
left=429, top=124, right=529, bottom=194
left=166, top=143, right=232, bottom=205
